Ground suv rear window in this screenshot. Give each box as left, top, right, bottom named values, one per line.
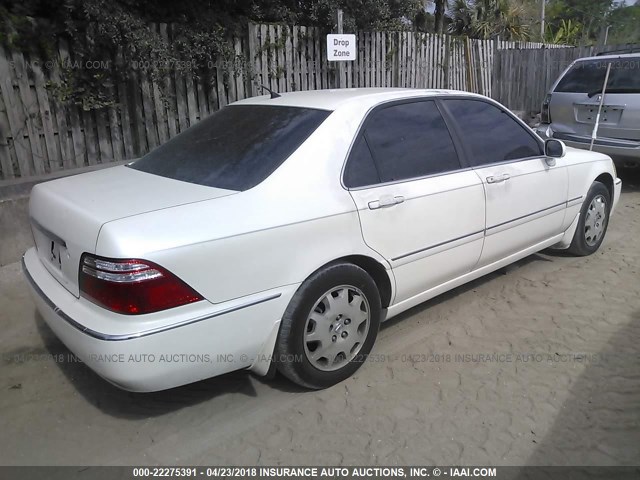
left=555, top=57, right=640, bottom=94
left=131, top=105, right=331, bottom=191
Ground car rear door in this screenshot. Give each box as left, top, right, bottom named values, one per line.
left=440, top=98, right=568, bottom=268
left=345, top=99, right=485, bottom=304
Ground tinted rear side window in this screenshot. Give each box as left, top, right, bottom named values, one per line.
left=359, top=101, right=460, bottom=184
left=343, top=137, right=380, bottom=188
left=555, top=58, right=640, bottom=93
left=131, top=105, right=330, bottom=191
left=555, top=60, right=607, bottom=93
left=443, top=99, right=542, bottom=167
left=604, top=58, right=640, bottom=91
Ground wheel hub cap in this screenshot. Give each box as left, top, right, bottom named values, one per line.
left=303, top=285, right=370, bottom=371
left=584, top=194, right=607, bottom=247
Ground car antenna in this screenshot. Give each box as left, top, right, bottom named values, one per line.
left=257, top=83, right=281, bottom=99
left=589, top=62, right=612, bottom=151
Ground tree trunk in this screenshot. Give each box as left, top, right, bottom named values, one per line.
left=435, top=0, right=445, bottom=34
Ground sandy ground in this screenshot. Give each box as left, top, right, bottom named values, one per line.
left=1, top=170, right=639, bottom=467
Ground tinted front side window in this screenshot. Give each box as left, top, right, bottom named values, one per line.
left=444, top=99, right=542, bottom=167
left=355, top=101, right=460, bottom=185
left=131, top=105, right=330, bottom=191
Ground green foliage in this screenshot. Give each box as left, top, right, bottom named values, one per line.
left=605, top=3, right=640, bottom=45
left=0, top=4, right=57, bottom=58
left=293, top=0, right=425, bottom=32
left=0, top=0, right=245, bottom=110
left=448, top=0, right=531, bottom=40
left=414, top=9, right=434, bottom=33
left=545, top=0, right=613, bottom=44
left=545, top=19, right=581, bottom=45
left=0, top=0, right=426, bottom=110
left=544, top=0, right=640, bottom=46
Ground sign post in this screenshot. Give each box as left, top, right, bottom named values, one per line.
left=327, top=9, right=356, bottom=88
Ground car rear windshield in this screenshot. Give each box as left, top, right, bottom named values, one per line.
left=555, top=57, right=640, bottom=94
left=130, top=105, right=331, bottom=191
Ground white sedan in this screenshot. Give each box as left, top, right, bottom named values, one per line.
left=23, top=88, right=622, bottom=391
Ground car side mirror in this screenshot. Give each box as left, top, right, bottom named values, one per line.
left=545, top=139, right=566, bottom=158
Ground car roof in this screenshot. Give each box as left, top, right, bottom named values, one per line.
left=573, top=52, right=640, bottom=62
left=231, top=88, right=478, bottom=111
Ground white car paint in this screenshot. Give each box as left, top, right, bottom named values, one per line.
left=350, top=169, right=486, bottom=304
left=23, top=88, right=622, bottom=391
left=473, top=155, right=568, bottom=267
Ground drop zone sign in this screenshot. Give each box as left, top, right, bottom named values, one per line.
left=327, top=34, right=356, bottom=61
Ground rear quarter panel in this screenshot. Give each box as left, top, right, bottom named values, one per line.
left=95, top=107, right=393, bottom=304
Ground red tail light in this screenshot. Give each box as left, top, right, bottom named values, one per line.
left=79, top=254, right=203, bottom=315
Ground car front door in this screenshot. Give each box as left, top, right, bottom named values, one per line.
left=441, top=98, right=569, bottom=268
left=345, top=100, right=486, bottom=305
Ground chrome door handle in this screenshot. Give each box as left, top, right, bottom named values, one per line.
left=486, top=173, right=510, bottom=184
left=368, top=195, right=405, bottom=210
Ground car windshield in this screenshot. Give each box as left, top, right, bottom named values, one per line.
left=555, top=57, right=640, bottom=94
left=130, top=105, right=331, bottom=191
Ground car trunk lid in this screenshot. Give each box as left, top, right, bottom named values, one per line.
left=29, top=165, right=236, bottom=297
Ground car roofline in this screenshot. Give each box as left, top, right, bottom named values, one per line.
left=230, top=88, right=481, bottom=111
left=571, top=52, right=640, bottom=62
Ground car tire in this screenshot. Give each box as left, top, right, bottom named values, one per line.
left=274, top=262, right=382, bottom=389
left=567, top=181, right=611, bottom=256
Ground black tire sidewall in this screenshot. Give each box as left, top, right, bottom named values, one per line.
left=277, top=263, right=381, bottom=389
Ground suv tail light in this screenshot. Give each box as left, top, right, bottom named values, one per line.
left=79, top=254, right=203, bottom=315
left=541, top=93, right=552, bottom=124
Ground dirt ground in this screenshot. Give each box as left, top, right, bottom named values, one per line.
left=1, top=170, right=639, bottom=467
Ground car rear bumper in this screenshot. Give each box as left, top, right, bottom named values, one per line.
left=22, top=247, right=293, bottom=392
left=537, top=125, right=640, bottom=166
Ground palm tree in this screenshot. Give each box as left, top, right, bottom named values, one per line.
left=448, top=0, right=531, bottom=40
left=448, top=0, right=475, bottom=36
left=434, top=0, right=448, bottom=34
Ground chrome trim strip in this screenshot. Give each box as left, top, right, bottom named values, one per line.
left=391, top=230, right=485, bottom=262
left=22, top=256, right=281, bottom=342
left=554, top=132, right=640, bottom=148
left=392, top=196, right=581, bottom=262
left=30, top=217, right=67, bottom=248
left=486, top=201, right=567, bottom=231
left=566, top=195, right=584, bottom=208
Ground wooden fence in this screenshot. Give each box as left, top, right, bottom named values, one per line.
left=0, top=23, right=565, bottom=182
left=246, top=24, right=564, bottom=97
left=493, top=43, right=640, bottom=113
